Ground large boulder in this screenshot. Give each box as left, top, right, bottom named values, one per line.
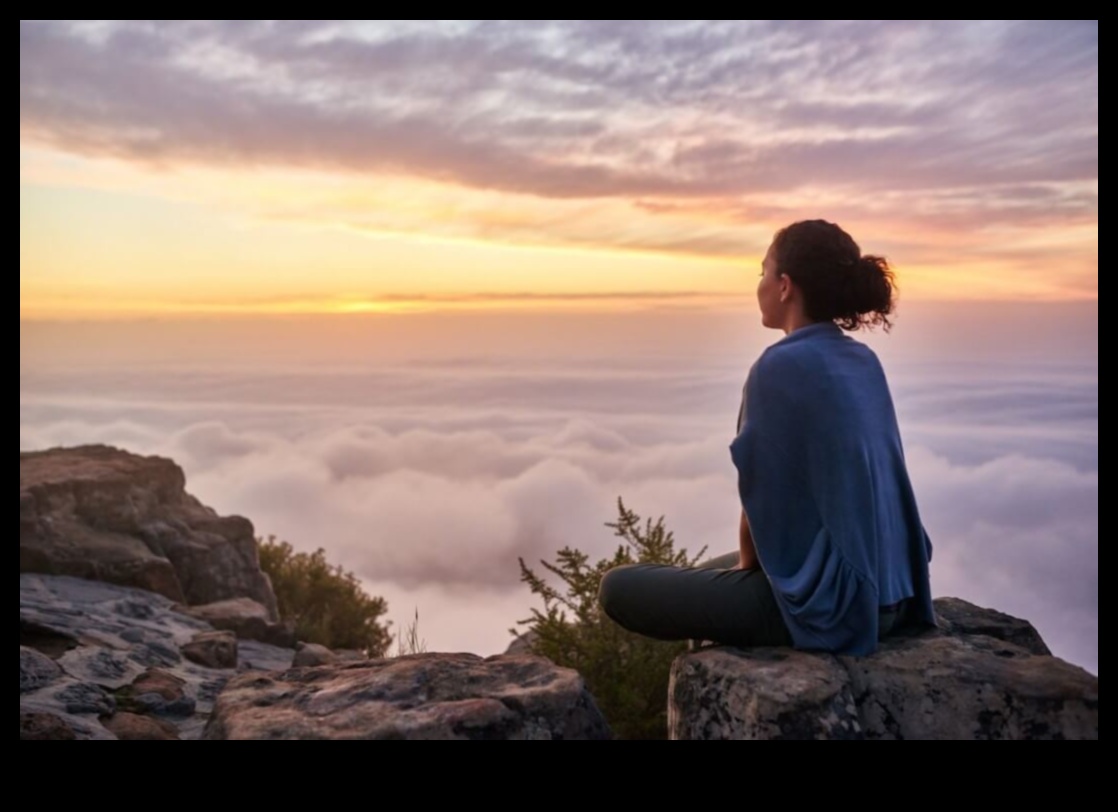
left=204, top=654, right=612, bottom=741
left=20, top=446, right=278, bottom=618
left=669, top=599, right=1098, bottom=741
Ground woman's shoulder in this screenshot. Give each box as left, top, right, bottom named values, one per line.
left=754, top=324, right=860, bottom=375
left=751, top=325, right=889, bottom=402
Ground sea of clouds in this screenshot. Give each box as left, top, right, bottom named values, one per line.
left=20, top=305, right=1098, bottom=672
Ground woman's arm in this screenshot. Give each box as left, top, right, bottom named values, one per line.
left=739, top=510, right=760, bottom=571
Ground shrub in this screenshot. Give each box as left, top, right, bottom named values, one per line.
left=258, top=537, right=392, bottom=658
left=516, top=499, right=706, bottom=740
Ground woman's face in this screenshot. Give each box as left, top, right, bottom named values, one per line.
left=757, top=244, right=786, bottom=330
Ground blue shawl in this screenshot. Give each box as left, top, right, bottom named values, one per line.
left=730, top=323, right=935, bottom=656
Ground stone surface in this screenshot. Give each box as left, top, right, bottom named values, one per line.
left=20, top=647, right=63, bottom=694
left=182, top=632, right=238, bottom=671
left=670, top=649, right=862, bottom=741
left=102, top=712, right=180, bottom=741
left=20, top=446, right=278, bottom=616
left=669, top=599, right=1098, bottom=741
left=20, top=574, right=296, bottom=740
left=183, top=599, right=295, bottom=648
left=204, top=654, right=612, bottom=741
left=333, top=650, right=368, bottom=664
left=934, top=598, right=1052, bottom=656
left=293, top=643, right=337, bottom=669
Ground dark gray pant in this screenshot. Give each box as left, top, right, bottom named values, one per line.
left=598, top=553, right=794, bottom=649
left=599, top=552, right=906, bottom=650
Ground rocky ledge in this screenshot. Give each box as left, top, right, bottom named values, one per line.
left=20, top=574, right=296, bottom=740
left=670, top=599, right=1098, bottom=741
left=21, top=574, right=611, bottom=741
left=20, top=446, right=280, bottom=626
left=204, top=654, right=611, bottom=741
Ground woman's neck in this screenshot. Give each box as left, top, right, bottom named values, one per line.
left=781, top=307, right=820, bottom=336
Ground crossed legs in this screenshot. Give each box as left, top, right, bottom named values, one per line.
left=598, top=553, right=793, bottom=649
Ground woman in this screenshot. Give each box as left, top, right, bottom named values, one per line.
left=599, top=220, right=935, bottom=656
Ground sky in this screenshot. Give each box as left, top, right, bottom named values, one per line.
left=20, top=21, right=1097, bottom=672
left=21, top=20, right=1097, bottom=316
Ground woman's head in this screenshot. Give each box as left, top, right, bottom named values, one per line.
left=757, top=220, right=896, bottom=332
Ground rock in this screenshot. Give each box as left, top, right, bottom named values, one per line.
left=670, top=649, right=863, bottom=741
left=669, top=599, right=1098, bottom=741
left=505, top=632, right=539, bottom=657
left=21, top=647, right=63, bottom=694
left=841, top=634, right=1097, bottom=741
left=183, top=599, right=295, bottom=647
left=58, top=646, right=145, bottom=692
left=119, top=669, right=196, bottom=718
left=934, top=598, right=1052, bottom=656
left=20, top=619, right=80, bottom=659
left=205, top=654, right=612, bottom=741
left=21, top=574, right=296, bottom=741
left=21, top=712, right=78, bottom=741
left=237, top=640, right=296, bottom=673
left=182, top=632, right=238, bottom=670
left=55, top=682, right=116, bottom=716
left=20, top=446, right=278, bottom=617
left=293, top=643, right=337, bottom=668
left=102, top=713, right=180, bottom=741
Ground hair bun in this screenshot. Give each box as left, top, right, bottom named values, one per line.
left=770, top=221, right=897, bottom=331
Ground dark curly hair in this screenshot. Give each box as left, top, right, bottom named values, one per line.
left=771, top=220, right=896, bottom=332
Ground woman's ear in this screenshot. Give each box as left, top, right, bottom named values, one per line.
left=779, top=274, right=793, bottom=304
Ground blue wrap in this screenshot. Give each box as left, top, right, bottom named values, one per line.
left=730, top=323, right=936, bottom=656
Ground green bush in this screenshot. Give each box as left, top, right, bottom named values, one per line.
left=516, top=500, right=706, bottom=740
left=258, top=537, right=392, bottom=658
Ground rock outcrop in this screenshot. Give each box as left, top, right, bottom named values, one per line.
left=20, top=574, right=295, bottom=740
left=20, top=446, right=278, bottom=620
left=204, top=654, right=612, bottom=741
left=669, top=599, right=1098, bottom=741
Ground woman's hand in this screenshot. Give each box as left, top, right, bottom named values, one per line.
left=739, top=510, right=761, bottom=571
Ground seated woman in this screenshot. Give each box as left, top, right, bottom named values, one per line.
left=599, top=220, right=936, bottom=656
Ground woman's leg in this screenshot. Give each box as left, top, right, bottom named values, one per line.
left=598, top=560, right=793, bottom=649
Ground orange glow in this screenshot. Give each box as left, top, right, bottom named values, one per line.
left=19, top=145, right=1097, bottom=320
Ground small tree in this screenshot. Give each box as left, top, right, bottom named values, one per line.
left=516, top=499, right=706, bottom=740
left=259, top=537, right=392, bottom=659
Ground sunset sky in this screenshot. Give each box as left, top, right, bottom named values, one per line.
left=21, top=20, right=1097, bottom=318
left=20, top=21, right=1097, bottom=671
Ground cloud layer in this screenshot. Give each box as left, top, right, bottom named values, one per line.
left=20, top=310, right=1098, bottom=670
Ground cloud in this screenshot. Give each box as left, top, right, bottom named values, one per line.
left=19, top=312, right=1097, bottom=668
left=21, top=21, right=1097, bottom=203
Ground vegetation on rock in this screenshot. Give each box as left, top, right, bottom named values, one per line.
left=258, top=537, right=392, bottom=658
left=517, top=499, right=706, bottom=740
